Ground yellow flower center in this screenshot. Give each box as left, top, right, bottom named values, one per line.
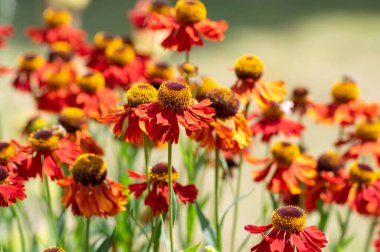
left=349, top=162, right=378, bottom=185
left=263, top=104, right=284, bottom=120
left=178, top=63, right=198, bottom=77
left=0, top=166, right=9, bottom=185
left=234, top=55, right=264, bottom=80
left=77, top=71, right=105, bottom=93
left=0, top=142, right=16, bottom=164
left=206, top=87, right=239, bottom=119
left=46, top=69, right=71, bottom=90
left=292, top=87, right=309, bottom=105
left=41, top=247, right=66, bottom=252
left=93, top=32, right=123, bottom=50
left=29, top=129, right=60, bottom=152
left=106, top=44, right=136, bottom=66
left=331, top=76, right=360, bottom=103
left=272, top=141, right=300, bottom=166
left=317, top=151, right=342, bottom=173
left=149, top=0, right=171, bottom=15
left=43, top=8, right=72, bottom=27
left=196, top=76, right=219, bottom=100
left=148, top=62, right=175, bottom=81
left=149, top=162, right=179, bottom=184
left=158, top=81, right=192, bottom=110
left=18, top=53, right=44, bottom=72
left=58, top=107, right=87, bottom=132
left=127, top=83, right=158, bottom=108
left=49, top=42, right=74, bottom=61
left=26, top=117, right=50, bottom=135
left=72, top=154, right=107, bottom=186
left=356, top=119, right=380, bottom=141
left=272, top=206, right=306, bottom=233
left=175, top=0, right=207, bottom=24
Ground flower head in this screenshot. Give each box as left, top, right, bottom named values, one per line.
left=195, top=76, right=219, bottom=100
left=127, top=83, right=158, bottom=108
left=58, top=154, right=127, bottom=217
left=331, top=76, right=359, bottom=103
left=206, top=87, right=239, bottom=119
left=128, top=162, right=198, bottom=215
left=147, top=61, right=175, bottom=89
left=234, top=55, right=264, bottom=81
left=245, top=205, right=327, bottom=251
left=135, top=80, right=215, bottom=143
left=0, top=166, right=26, bottom=207
left=175, top=0, right=207, bottom=24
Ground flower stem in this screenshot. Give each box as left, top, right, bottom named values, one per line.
left=43, top=175, right=58, bottom=245
left=364, top=217, right=378, bottom=252
left=168, top=142, right=174, bottom=252
left=317, top=202, right=332, bottom=232
left=336, top=207, right=352, bottom=249
left=143, top=134, right=151, bottom=192
left=84, top=217, right=90, bottom=252
left=229, top=101, right=250, bottom=252
left=214, top=147, right=222, bottom=251
left=10, top=205, right=26, bottom=252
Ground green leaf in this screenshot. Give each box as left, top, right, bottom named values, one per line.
left=57, top=211, right=66, bottom=247
left=194, top=149, right=208, bottom=179
left=341, top=235, right=355, bottom=248
left=220, top=187, right=255, bottom=227
left=171, top=187, right=178, bottom=225
left=336, top=211, right=345, bottom=230
left=186, top=204, right=197, bottom=246
left=153, top=217, right=163, bottom=252
left=95, top=228, right=116, bottom=252
left=181, top=241, right=202, bottom=252
left=195, top=203, right=216, bottom=247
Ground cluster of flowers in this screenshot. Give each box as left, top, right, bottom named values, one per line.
left=0, top=0, right=380, bottom=251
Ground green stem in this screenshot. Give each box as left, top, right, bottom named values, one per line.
left=364, top=217, right=378, bottom=252
left=168, top=142, right=174, bottom=252
left=185, top=51, right=190, bottom=64
left=84, top=217, right=90, bottom=252
left=143, top=134, right=151, bottom=192
left=318, top=202, right=332, bottom=232
left=146, top=217, right=161, bottom=252
left=43, top=175, right=58, bottom=245
left=336, top=207, right=352, bottom=249
left=214, top=147, right=222, bottom=251
left=10, top=205, right=26, bottom=252
left=229, top=101, right=250, bottom=252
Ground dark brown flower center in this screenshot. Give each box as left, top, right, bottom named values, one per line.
left=272, top=206, right=306, bottom=233
left=206, top=87, right=239, bottom=118
left=72, top=154, right=107, bottom=186
left=149, top=162, right=179, bottom=184
left=317, top=151, right=342, bottom=173
left=29, top=129, right=60, bottom=152
left=0, top=166, right=9, bottom=183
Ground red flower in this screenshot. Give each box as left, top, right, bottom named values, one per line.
left=26, top=8, right=86, bottom=47
left=74, top=71, right=119, bottom=118
left=310, top=76, right=378, bottom=126
left=291, top=86, right=313, bottom=116
left=304, top=151, right=345, bottom=212
left=0, top=25, right=14, bottom=48
left=22, top=129, right=80, bottom=180
left=12, top=53, right=45, bottom=92
left=159, top=0, right=227, bottom=52
left=128, top=0, right=173, bottom=30
left=231, top=55, right=287, bottom=105
left=135, top=80, right=214, bottom=144
left=98, top=83, right=158, bottom=145
left=250, top=102, right=304, bottom=143
left=146, top=61, right=176, bottom=89
left=337, top=119, right=380, bottom=166
left=101, top=44, right=146, bottom=89
left=0, top=140, right=30, bottom=175
left=128, top=162, right=198, bottom=216
left=0, top=166, right=26, bottom=207
left=327, top=162, right=380, bottom=215
left=252, top=140, right=316, bottom=195
left=245, top=206, right=328, bottom=252
left=58, top=107, right=103, bottom=155
left=58, top=154, right=127, bottom=217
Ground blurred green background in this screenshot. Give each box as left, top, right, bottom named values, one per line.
left=1, top=0, right=380, bottom=251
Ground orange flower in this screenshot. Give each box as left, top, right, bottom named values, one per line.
left=159, top=0, right=228, bottom=52
left=310, top=76, right=378, bottom=126
left=128, top=0, right=173, bottom=30
left=231, top=55, right=287, bottom=105
left=337, top=119, right=380, bottom=166
left=135, top=80, right=215, bottom=144
left=304, top=151, right=345, bottom=212
left=26, top=8, right=86, bottom=47
left=0, top=166, right=26, bottom=207
left=58, top=154, right=127, bottom=217
left=191, top=87, right=251, bottom=154
left=250, top=102, right=304, bottom=142
left=146, top=61, right=176, bottom=89
left=98, top=83, right=158, bottom=145
left=245, top=206, right=327, bottom=251
left=252, top=140, right=316, bottom=195
left=291, top=86, right=313, bottom=116
left=74, top=71, right=119, bottom=118
left=0, top=25, right=14, bottom=48
left=327, top=162, right=380, bottom=215
left=59, top=107, right=103, bottom=155
left=0, top=140, right=30, bottom=175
